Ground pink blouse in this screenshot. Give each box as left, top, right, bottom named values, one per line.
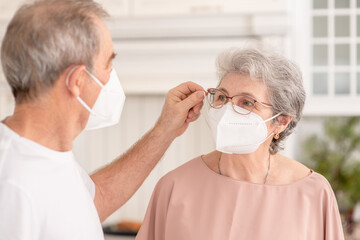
left=136, top=157, right=345, bottom=240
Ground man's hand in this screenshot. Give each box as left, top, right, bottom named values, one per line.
left=156, top=81, right=205, bottom=137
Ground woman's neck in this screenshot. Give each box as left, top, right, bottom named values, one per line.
left=219, top=147, right=272, bottom=184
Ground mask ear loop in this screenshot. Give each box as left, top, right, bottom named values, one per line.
left=85, top=70, right=105, bottom=88
left=65, top=66, right=79, bottom=87
left=263, top=112, right=282, bottom=123
left=263, top=112, right=283, bottom=140
left=264, top=132, right=276, bottom=141
left=65, top=66, right=96, bottom=115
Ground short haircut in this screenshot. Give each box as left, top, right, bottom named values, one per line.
left=1, top=0, right=109, bottom=103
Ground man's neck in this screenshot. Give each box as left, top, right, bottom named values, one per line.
left=3, top=102, right=76, bottom=152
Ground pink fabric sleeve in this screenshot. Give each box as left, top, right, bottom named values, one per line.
left=324, top=190, right=345, bottom=240
left=136, top=177, right=172, bottom=240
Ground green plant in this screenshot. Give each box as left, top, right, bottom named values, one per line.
left=303, top=117, right=360, bottom=211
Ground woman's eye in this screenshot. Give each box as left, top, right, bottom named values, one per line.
left=218, top=95, right=227, bottom=101
left=243, top=100, right=254, bottom=107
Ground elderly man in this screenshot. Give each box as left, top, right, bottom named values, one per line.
left=0, top=0, right=204, bottom=239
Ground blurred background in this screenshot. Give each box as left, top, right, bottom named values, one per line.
left=0, top=0, right=360, bottom=239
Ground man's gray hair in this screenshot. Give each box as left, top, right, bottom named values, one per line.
left=216, top=48, right=306, bottom=154
left=1, top=0, right=109, bottom=103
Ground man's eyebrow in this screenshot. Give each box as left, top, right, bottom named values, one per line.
left=107, top=52, right=117, bottom=67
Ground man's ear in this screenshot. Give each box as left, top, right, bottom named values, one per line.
left=65, top=65, right=87, bottom=98
left=275, top=115, right=293, bottom=134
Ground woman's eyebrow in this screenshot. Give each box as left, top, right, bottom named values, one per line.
left=218, top=87, right=230, bottom=95
left=219, top=87, right=257, bottom=99
left=241, top=92, right=257, bottom=99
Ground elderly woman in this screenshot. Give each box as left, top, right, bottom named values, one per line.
left=136, top=48, right=344, bottom=240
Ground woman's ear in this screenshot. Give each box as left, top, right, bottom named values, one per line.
left=275, top=115, right=293, bottom=134
left=65, top=65, right=87, bottom=98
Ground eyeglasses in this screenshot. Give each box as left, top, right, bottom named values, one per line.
left=206, top=88, right=273, bottom=115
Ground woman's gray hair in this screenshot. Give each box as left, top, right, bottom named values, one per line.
left=1, top=0, right=109, bottom=103
left=216, top=48, right=306, bottom=154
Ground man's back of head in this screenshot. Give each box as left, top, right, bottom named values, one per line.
left=1, top=0, right=109, bottom=104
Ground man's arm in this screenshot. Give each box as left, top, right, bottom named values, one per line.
left=90, top=82, right=205, bottom=222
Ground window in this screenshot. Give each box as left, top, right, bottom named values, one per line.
left=306, top=0, right=360, bottom=115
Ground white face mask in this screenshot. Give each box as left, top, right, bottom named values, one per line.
left=203, top=101, right=281, bottom=154
left=67, top=67, right=126, bottom=130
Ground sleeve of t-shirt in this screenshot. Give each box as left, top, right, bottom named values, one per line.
left=0, top=182, right=36, bottom=240
left=74, top=160, right=96, bottom=200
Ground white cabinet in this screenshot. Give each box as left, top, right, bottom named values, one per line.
left=99, top=0, right=288, bottom=18
left=0, top=0, right=289, bottom=21
left=112, top=37, right=286, bottom=95
left=132, top=0, right=287, bottom=16
left=133, top=0, right=223, bottom=16
left=222, top=0, right=288, bottom=14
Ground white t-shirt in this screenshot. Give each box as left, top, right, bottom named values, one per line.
left=0, top=123, right=104, bottom=240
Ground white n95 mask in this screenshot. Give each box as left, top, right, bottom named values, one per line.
left=203, top=101, right=281, bottom=154
left=67, top=67, right=126, bottom=130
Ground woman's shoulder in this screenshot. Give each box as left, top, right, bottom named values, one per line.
left=271, top=154, right=312, bottom=185
left=155, top=156, right=204, bottom=188
left=275, top=155, right=335, bottom=193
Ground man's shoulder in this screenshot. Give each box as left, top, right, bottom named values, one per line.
left=0, top=123, right=29, bottom=183
left=0, top=121, right=18, bottom=152
left=0, top=128, right=77, bottom=197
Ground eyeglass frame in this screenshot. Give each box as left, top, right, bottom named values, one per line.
left=206, top=88, right=273, bottom=115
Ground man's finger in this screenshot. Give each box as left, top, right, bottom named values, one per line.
left=179, top=90, right=205, bottom=111
left=187, top=108, right=196, bottom=120
left=172, top=81, right=205, bottom=99
left=186, top=112, right=201, bottom=123
left=187, top=102, right=203, bottom=120
left=192, top=102, right=203, bottom=115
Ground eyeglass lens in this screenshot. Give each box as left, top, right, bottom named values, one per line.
left=207, top=89, right=256, bottom=115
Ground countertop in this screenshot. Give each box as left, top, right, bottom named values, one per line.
left=104, top=235, right=135, bottom=240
